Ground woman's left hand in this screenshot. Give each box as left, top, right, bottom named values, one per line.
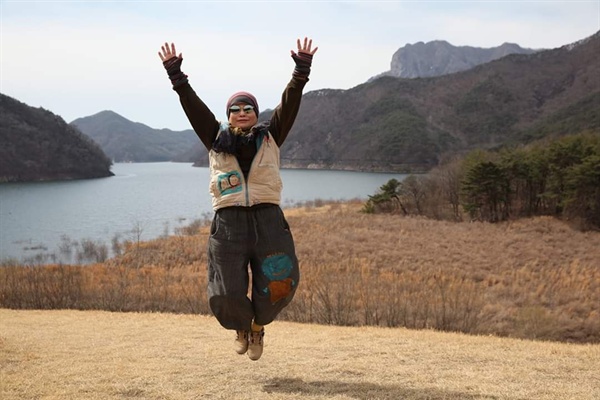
left=292, top=37, right=318, bottom=57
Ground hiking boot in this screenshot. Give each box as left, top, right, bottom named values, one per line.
left=234, top=330, right=249, bottom=355
left=247, top=328, right=264, bottom=361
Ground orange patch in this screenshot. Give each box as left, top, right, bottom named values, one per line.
left=268, top=278, right=293, bottom=303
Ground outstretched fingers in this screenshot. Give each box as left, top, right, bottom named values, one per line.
left=158, top=42, right=180, bottom=61
left=296, top=37, right=318, bottom=55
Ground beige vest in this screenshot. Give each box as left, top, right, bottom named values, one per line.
left=208, top=131, right=282, bottom=210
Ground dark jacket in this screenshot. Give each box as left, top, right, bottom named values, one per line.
left=173, top=76, right=308, bottom=176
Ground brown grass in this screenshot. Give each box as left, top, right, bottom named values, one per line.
left=1, top=200, right=599, bottom=343
left=284, top=201, right=600, bottom=342
left=1, top=309, right=599, bottom=400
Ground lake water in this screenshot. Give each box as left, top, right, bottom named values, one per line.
left=0, top=163, right=406, bottom=263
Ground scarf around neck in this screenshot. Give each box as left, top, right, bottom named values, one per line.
left=212, top=121, right=270, bottom=155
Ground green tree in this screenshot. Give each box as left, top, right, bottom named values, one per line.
left=563, top=154, right=600, bottom=230
left=363, top=178, right=405, bottom=214
left=543, top=134, right=599, bottom=215
left=461, top=161, right=510, bottom=222
left=500, top=146, right=550, bottom=217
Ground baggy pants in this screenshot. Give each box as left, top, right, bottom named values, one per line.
left=207, top=204, right=300, bottom=331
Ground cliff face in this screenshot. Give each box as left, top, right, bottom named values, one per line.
left=370, top=40, right=539, bottom=81
left=0, top=94, right=113, bottom=182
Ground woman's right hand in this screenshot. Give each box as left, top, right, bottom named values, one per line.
left=159, top=42, right=188, bottom=87
left=158, top=42, right=182, bottom=62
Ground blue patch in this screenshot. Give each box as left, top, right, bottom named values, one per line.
left=217, top=171, right=242, bottom=195
left=262, top=254, right=293, bottom=281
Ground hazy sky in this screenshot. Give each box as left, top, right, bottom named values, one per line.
left=2, top=1, right=599, bottom=131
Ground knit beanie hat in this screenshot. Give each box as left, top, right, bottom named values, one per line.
left=226, top=91, right=259, bottom=118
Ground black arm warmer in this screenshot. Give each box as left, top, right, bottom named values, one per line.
left=163, top=57, right=188, bottom=89
left=291, top=52, right=313, bottom=78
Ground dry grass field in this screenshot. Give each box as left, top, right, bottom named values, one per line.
left=2, top=201, right=599, bottom=343
left=1, top=309, right=599, bottom=400
left=283, top=201, right=600, bottom=342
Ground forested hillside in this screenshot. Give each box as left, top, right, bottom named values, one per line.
left=0, top=94, right=113, bottom=182
left=285, top=32, right=599, bottom=172
left=251, top=32, right=599, bottom=172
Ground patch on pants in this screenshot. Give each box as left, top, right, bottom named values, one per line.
left=262, top=254, right=295, bottom=303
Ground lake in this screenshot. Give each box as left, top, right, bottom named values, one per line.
left=0, top=163, right=406, bottom=263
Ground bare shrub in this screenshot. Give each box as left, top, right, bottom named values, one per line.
left=515, top=305, right=556, bottom=340
left=111, top=233, right=123, bottom=257
left=431, top=273, right=484, bottom=333
left=0, top=265, right=83, bottom=309
left=58, top=235, right=75, bottom=262
left=76, top=239, right=108, bottom=263
left=312, top=275, right=358, bottom=326
left=175, top=212, right=212, bottom=236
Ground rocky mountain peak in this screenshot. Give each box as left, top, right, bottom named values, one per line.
left=370, top=40, right=540, bottom=81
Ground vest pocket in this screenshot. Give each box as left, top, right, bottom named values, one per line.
left=258, top=141, right=279, bottom=167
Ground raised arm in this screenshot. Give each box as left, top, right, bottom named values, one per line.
left=158, top=42, right=220, bottom=151
left=269, top=37, right=318, bottom=146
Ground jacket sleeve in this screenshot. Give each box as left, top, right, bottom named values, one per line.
left=174, top=83, right=220, bottom=151
left=269, top=75, right=308, bottom=147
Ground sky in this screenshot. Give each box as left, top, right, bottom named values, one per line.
left=1, top=1, right=599, bottom=131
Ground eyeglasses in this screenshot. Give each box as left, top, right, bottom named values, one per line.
left=229, top=105, right=255, bottom=115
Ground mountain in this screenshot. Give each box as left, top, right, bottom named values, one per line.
left=71, top=111, right=199, bottom=162
left=0, top=94, right=113, bottom=182
left=370, top=40, right=539, bottom=80
left=183, top=33, right=598, bottom=172
left=280, top=32, right=599, bottom=172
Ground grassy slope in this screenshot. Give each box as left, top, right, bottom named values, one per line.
left=1, top=309, right=599, bottom=400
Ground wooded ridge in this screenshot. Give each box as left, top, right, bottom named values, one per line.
left=274, top=31, right=599, bottom=172
left=0, top=94, right=113, bottom=183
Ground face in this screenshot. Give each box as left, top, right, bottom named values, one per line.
left=228, top=102, right=258, bottom=130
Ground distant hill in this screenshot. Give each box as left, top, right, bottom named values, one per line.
left=0, top=94, right=113, bottom=182
left=71, top=111, right=199, bottom=162
left=183, top=33, right=598, bottom=172
left=282, top=32, right=600, bottom=172
left=370, top=40, right=539, bottom=80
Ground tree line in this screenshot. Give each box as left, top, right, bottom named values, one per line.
left=364, top=132, right=600, bottom=230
